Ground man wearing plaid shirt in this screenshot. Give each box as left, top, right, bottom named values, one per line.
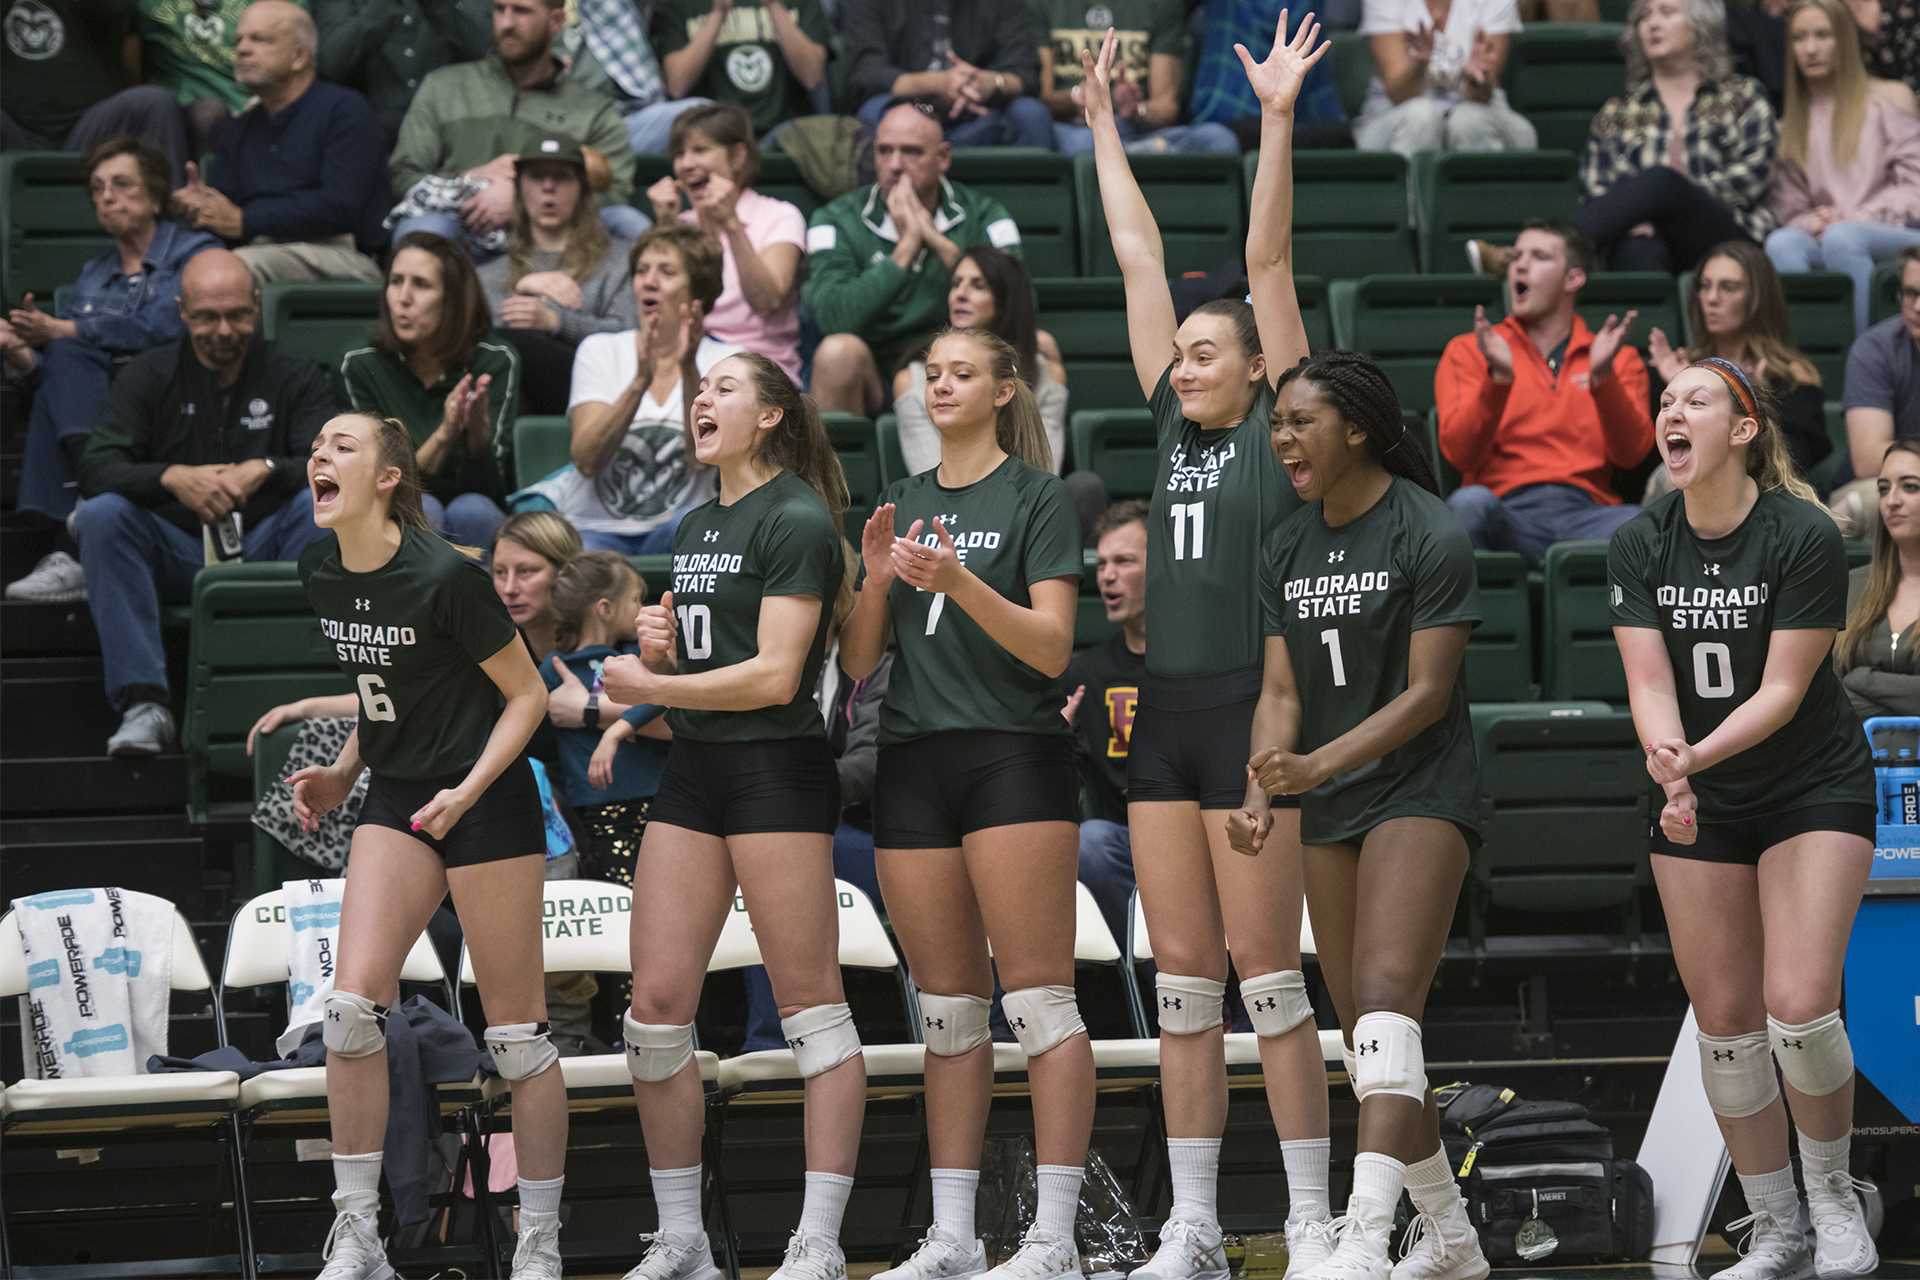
left=564, top=0, right=713, bottom=155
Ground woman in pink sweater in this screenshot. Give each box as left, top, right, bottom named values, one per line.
left=1766, top=0, right=1920, bottom=331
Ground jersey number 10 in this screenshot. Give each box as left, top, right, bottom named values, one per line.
left=676, top=604, right=714, bottom=661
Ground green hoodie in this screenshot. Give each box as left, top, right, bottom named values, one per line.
left=388, top=53, right=636, bottom=206
left=802, top=178, right=1022, bottom=373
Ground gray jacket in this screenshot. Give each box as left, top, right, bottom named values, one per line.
left=478, top=239, right=637, bottom=345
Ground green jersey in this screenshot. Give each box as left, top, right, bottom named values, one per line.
left=876, top=455, right=1083, bottom=745
left=1041, top=0, right=1187, bottom=96
left=1607, top=489, right=1872, bottom=818
left=1146, top=366, right=1300, bottom=697
left=1260, top=478, right=1484, bottom=846
left=300, top=526, right=520, bottom=781
left=650, top=0, right=833, bottom=136
left=666, top=470, right=842, bottom=743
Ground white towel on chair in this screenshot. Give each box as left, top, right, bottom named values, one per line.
left=13, top=888, right=174, bottom=1078
left=279, top=877, right=345, bottom=1056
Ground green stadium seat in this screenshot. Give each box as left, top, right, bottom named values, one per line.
left=823, top=411, right=883, bottom=539
left=1074, top=153, right=1245, bottom=277
left=948, top=148, right=1077, bottom=271
left=1598, top=0, right=1632, bottom=21
left=1844, top=538, right=1870, bottom=571
left=877, top=412, right=908, bottom=485
left=1329, top=32, right=1376, bottom=119
left=1467, top=703, right=1648, bottom=947
left=1036, top=277, right=1138, bottom=413
left=1572, top=273, right=1683, bottom=359
left=262, top=280, right=381, bottom=371
left=1679, top=268, right=1854, bottom=391
left=249, top=723, right=311, bottom=896
left=1826, top=399, right=1847, bottom=459
left=1411, top=150, right=1579, bottom=273
left=1424, top=407, right=1460, bottom=494
left=185, top=563, right=349, bottom=823
left=627, top=554, right=673, bottom=602
left=513, top=415, right=573, bottom=489
left=1870, top=258, right=1901, bottom=327
left=1329, top=274, right=1502, bottom=416
left=1466, top=551, right=1533, bottom=701
left=1275, top=151, right=1418, bottom=278
left=1502, top=24, right=1626, bottom=152
left=1, top=151, right=109, bottom=301
left=1540, top=539, right=1624, bottom=701
left=1071, top=408, right=1158, bottom=501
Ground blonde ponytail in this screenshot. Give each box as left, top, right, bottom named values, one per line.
left=937, top=326, right=1053, bottom=472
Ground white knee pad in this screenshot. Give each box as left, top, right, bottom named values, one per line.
left=1242, top=969, right=1313, bottom=1038
left=781, top=1003, right=862, bottom=1078
left=1769, top=1011, right=1853, bottom=1099
left=623, top=1012, right=695, bottom=1083
left=322, top=990, right=388, bottom=1058
left=1154, top=974, right=1226, bottom=1035
left=1351, top=1010, right=1428, bottom=1104
left=1002, top=984, right=1086, bottom=1057
left=918, top=991, right=991, bottom=1057
left=1342, top=1042, right=1360, bottom=1101
left=1697, top=1029, right=1779, bottom=1118
left=485, top=1021, right=559, bottom=1081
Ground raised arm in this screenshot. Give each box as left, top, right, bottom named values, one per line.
left=1239, top=11, right=1329, bottom=380
left=1081, top=28, right=1176, bottom=400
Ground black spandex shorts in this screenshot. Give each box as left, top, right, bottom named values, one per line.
left=1128, top=680, right=1300, bottom=812
left=874, top=730, right=1079, bottom=848
left=1647, top=799, right=1875, bottom=864
left=357, top=755, right=545, bottom=868
left=649, top=736, right=840, bottom=837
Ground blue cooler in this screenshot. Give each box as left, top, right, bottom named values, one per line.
left=1846, top=718, right=1920, bottom=1127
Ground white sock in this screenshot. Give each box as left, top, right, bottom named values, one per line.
left=332, top=1151, right=382, bottom=1215
left=518, top=1174, right=564, bottom=1217
left=1167, top=1137, right=1221, bottom=1225
left=1739, top=1165, right=1805, bottom=1230
left=1281, top=1137, right=1332, bottom=1222
left=651, top=1163, right=704, bottom=1235
left=930, top=1167, right=979, bottom=1240
left=798, top=1171, right=855, bottom=1241
left=1799, top=1132, right=1850, bottom=1183
left=1403, top=1145, right=1460, bottom=1216
left=1034, top=1163, right=1083, bottom=1239
left=1349, top=1152, right=1408, bottom=1226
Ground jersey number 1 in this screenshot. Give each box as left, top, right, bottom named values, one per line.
left=356, top=674, right=396, bottom=722
left=1320, top=629, right=1348, bottom=688
left=1170, top=502, right=1206, bottom=560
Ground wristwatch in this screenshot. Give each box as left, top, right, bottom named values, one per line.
left=584, top=691, right=601, bottom=731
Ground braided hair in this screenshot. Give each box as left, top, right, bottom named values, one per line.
left=1273, top=351, right=1441, bottom=496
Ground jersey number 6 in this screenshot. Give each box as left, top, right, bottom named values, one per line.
left=356, top=673, right=397, bottom=722
left=675, top=604, right=714, bottom=661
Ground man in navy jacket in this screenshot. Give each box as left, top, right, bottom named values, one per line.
left=172, top=1, right=389, bottom=283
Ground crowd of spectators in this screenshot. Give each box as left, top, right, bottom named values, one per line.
left=4, top=0, right=1920, bottom=960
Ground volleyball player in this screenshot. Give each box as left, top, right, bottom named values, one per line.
left=597, top=353, right=864, bottom=1280
left=1609, top=357, right=1878, bottom=1280
left=1082, top=19, right=1333, bottom=1273
left=1233, top=353, right=1488, bottom=1280
left=838, top=327, right=1089, bottom=1280
left=290, top=412, right=566, bottom=1280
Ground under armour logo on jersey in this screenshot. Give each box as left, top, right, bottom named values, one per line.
left=1253, top=997, right=1278, bottom=1012
left=1357, top=1040, right=1379, bottom=1054
left=1162, top=996, right=1182, bottom=1010
left=354, top=598, right=370, bottom=611
left=1780, top=1038, right=1804, bottom=1050
left=1703, top=562, right=1722, bottom=576
left=703, top=530, right=720, bottom=543
left=1712, top=1049, right=1736, bottom=1061
left=1328, top=550, right=1345, bottom=563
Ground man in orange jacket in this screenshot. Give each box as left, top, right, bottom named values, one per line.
left=1435, top=219, right=1654, bottom=565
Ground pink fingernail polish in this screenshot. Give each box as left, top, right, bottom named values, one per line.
left=410, top=821, right=421, bottom=831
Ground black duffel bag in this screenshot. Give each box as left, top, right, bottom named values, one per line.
left=1435, top=1082, right=1655, bottom=1264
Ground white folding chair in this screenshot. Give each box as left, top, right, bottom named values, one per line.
left=1, top=899, right=250, bottom=1279
left=712, top=879, right=928, bottom=1094
left=454, top=878, right=722, bottom=1108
